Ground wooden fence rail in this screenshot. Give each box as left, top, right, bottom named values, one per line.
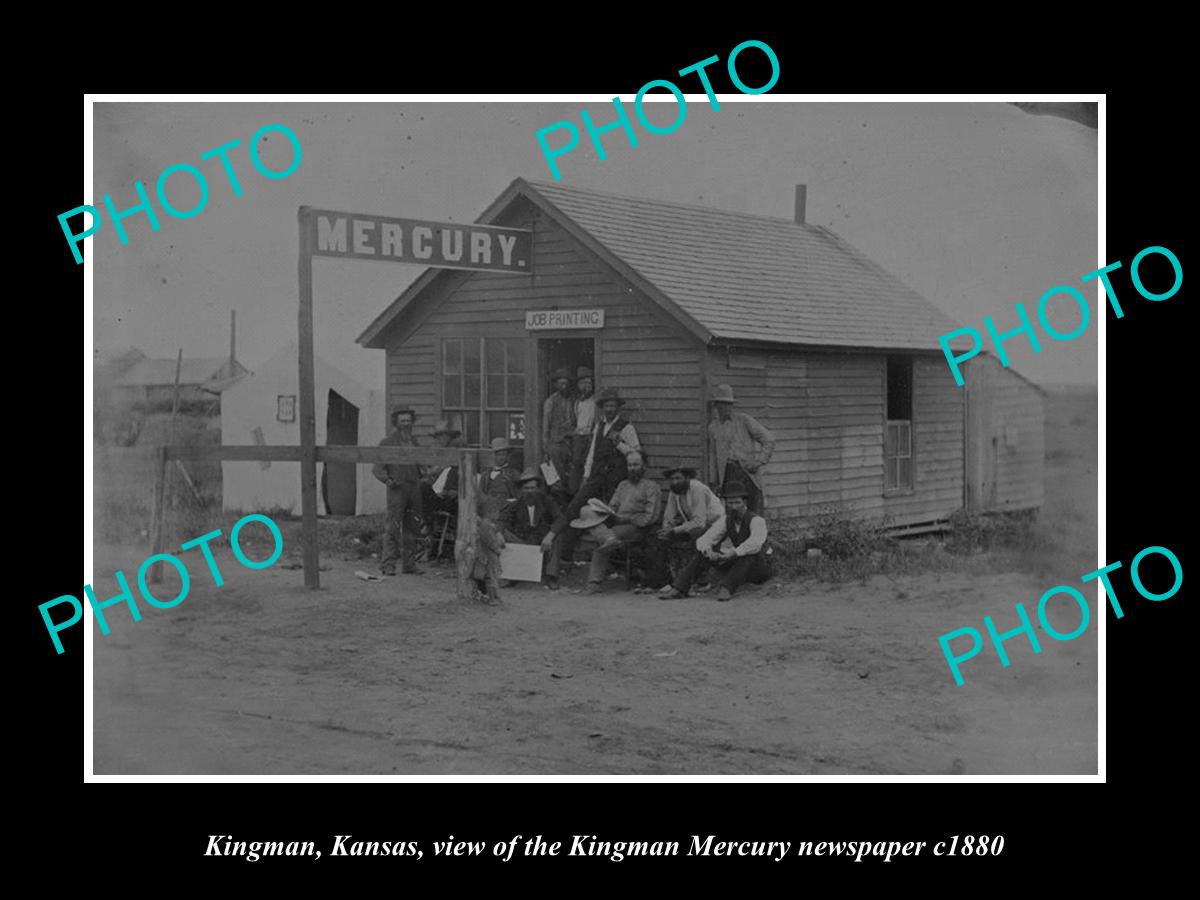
left=151, top=444, right=483, bottom=599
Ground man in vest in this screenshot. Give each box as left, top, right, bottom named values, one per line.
left=499, top=468, right=562, bottom=590
left=660, top=482, right=771, bottom=601
left=656, top=464, right=725, bottom=597
left=707, top=383, right=776, bottom=514
left=568, top=366, right=596, bottom=495
left=480, top=436, right=521, bottom=502
left=372, top=408, right=425, bottom=576
left=541, top=368, right=576, bottom=497
left=420, top=419, right=462, bottom=525
left=542, top=387, right=640, bottom=567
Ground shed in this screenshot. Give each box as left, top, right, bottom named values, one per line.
left=220, top=340, right=386, bottom=516
left=356, top=178, right=1044, bottom=530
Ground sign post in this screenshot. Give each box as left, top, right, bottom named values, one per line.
left=295, top=205, right=533, bottom=592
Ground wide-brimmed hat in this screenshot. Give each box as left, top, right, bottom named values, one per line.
left=570, top=505, right=612, bottom=529
left=431, top=418, right=461, bottom=438
left=662, top=464, right=698, bottom=479
left=551, top=368, right=571, bottom=383
left=576, top=366, right=594, bottom=381
left=597, top=387, right=625, bottom=407
left=722, top=481, right=749, bottom=499
left=710, top=384, right=736, bottom=404
left=489, top=436, right=512, bottom=453
left=515, top=466, right=542, bottom=487
left=390, top=407, right=417, bottom=423
left=586, top=497, right=616, bottom=516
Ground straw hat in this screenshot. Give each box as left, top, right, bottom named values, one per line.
left=710, top=384, right=736, bottom=403
left=570, top=505, right=612, bottom=529
left=431, top=418, right=461, bottom=438
left=489, top=436, right=512, bottom=453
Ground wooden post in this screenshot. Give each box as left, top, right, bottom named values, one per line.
left=455, top=448, right=478, bottom=600
left=149, top=350, right=184, bottom=584
left=298, top=207, right=320, bottom=588
left=148, top=445, right=169, bottom=583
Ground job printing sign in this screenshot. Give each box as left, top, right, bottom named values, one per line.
left=308, top=208, right=532, bottom=273
left=525, top=309, right=605, bottom=330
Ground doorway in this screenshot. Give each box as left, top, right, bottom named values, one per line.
left=322, top=389, right=359, bottom=515
left=536, top=337, right=595, bottom=458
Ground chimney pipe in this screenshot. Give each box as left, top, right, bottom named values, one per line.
left=794, top=184, right=807, bottom=224
left=230, top=309, right=236, bottom=364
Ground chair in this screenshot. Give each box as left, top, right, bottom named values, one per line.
left=431, top=509, right=456, bottom=560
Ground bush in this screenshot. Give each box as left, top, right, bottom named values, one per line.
left=945, top=508, right=1039, bottom=555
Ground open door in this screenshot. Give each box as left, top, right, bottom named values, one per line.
left=322, top=389, right=359, bottom=515
left=535, top=337, right=596, bottom=463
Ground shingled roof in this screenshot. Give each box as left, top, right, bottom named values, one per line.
left=358, top=178, right=963, bottom=351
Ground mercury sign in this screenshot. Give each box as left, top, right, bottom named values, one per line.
left=525, top=309, right=606, bottom=330
left=308, top=208, right=533, bottom=274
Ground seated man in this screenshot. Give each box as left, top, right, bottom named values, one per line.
left=661, top=482, right=771, bottom=602
left=421, top=419, right=462, bottom=525
left=575, top=450, right=661, bottom=594
left=656, top=464, right=725, bottom=598
left=499, top=468, right=563, bottom=590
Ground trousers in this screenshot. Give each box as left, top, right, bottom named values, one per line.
left=586, top=522, right=645, bottom=584
left=382, top=481, right=423, bottom=573
left=674, top=551, right=770, bottom=596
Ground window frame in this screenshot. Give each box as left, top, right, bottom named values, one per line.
left=883, top=356, right=915, bottom=496
left=440, top=336, right=526, bottom=447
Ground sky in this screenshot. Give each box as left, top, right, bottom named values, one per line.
left=92, top=100, right=1097, bottom=388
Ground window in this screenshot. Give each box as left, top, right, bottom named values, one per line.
left=443, top=337, right=526, bottom=446
left=885, top=356, right=913, bottom=491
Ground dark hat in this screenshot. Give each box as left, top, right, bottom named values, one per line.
left=722, top=481, right=750, bottom=499
left=576, top=366, right=594, bottom=381
left=597, top=387, right=625, bottom=406
left=662, top=464, right=698, bottom=479
left=515, top=466, right=542, bottom=487
left=390, top=407, right=416, bottom=423
left=551, top=368, right=571, bottom=382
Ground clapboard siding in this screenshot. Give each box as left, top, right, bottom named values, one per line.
left=383, top=199, right=705, bottom=470
left=963, top=354, right=1045, bottom=513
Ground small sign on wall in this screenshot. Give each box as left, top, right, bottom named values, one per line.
left=525, top=309, right=605, bottom=330
left=277, top=394, right=297, bottom=423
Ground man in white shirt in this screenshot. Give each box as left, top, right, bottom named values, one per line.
left=660, top=481, right=771, bottom=602
left=568, top=366, right=596, bottom=495
left=656, top=464, right=724, bottom=597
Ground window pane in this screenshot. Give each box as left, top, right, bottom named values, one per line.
left=899, top=423, right=912, bottom=457
left=465, top=413, right=481, bottom=446
left=443, top=374, right=461, bottom=408
left=505, top=339, right=525, bottom=374
left=486, top=372, right=505, bottom=408
left=884, top=423, right=898, bottom=457
left=487, top=411, right=509, bottom=445
left=464, top=338, right=481, bottom=373
left=464, top=374, right=482, bottom=407
left=485, top=338, right=505, bottom=374
left=444, top=339, right=460, bottom=373
left=887, top=356, right=913, bottom=420
left=885, top=457, right=898, bottom=490
left=507, top=374, right=525, bottom=407
left=898, top=458, right=912, bottom=488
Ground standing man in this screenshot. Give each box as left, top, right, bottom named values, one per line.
left=543, top=387, right=640, bottom=565
left=421, top=419, right=462, bottom=526
left=372, top=408, right=424, bottom=576
left=580, top=450, right=662, bottom=594
left=499, top=468, right=563, bottom=590
left=661, top=482, right=771, bottom=601
left=568, top=366, right=596, bottom=495
left=481, top=436, right=521, bottom=502
left=541, top=368, right=576, bottom=494
left=656, top=464, right=725, bottom=597
left=708, top=384, right=776, bottom=514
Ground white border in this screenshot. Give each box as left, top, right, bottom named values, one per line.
left=83, top=92, right=1105, bottom=783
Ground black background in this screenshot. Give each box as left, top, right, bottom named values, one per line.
left=22, top=25, right=1188, bottom=884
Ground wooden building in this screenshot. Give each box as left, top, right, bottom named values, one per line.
left=357, top=179, right=1043, bottom=530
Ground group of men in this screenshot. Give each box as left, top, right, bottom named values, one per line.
left=372, top=369, right=777, bottom=601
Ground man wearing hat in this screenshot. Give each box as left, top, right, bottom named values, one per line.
left=541, top=368, right=576, bottom=494
left=656, top=463, right=725, bottom=594
left=708, top=383, right=776, bottom=515
left=544, top=387, right=641, bottom=565
left=499, top=468, right=563, bottom=590
left=661, top=481, right=771, bottom=602
left=421, top=419, right=463, bottom=525
left=480, top=436, right=521, bottom=501
left=372, top=408, right=425, bottom=576
left=568, top=366, right=596, bottom=494
left=576, top=449, right=662, bottom=594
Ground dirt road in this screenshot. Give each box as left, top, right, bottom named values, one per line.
left=92, top=543, right=1096, bottom=774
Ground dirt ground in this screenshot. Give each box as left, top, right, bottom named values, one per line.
left=92, top=389, right=1097, bottom=775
